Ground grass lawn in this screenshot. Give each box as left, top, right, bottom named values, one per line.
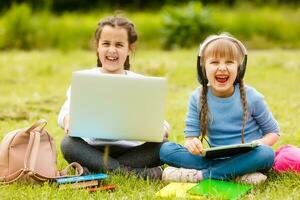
left=0, top=49, right=300, bottom=199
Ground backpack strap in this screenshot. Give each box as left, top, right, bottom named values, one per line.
left=25, top=130, right=40, bottom=172
left=59, top=162, right=84, bottom=177
left=0, top=169, right=25, bottom=184
left=25, top=119, right=47, bottom=133
left=26, top=162, right=83, bottom=182
left=25, top=130, right=83, bottom=180
left=0, top=129, right=39, bottom=184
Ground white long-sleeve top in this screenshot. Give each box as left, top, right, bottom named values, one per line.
left=58, top=67, right=169, bottom=147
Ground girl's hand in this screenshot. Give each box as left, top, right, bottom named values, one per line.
left=251, top=139, right=263, bottom=145
left=163, top=121, right=170, bottom=139
left=63, top=115, right=70, bottom=134
left=252, top=133, right=279, bottom=146
left=163, top=131, right=169, bottom=140
left=184, top=137, right=203, bottom=155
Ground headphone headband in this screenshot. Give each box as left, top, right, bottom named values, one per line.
left=197, top=35, right=248, bottom=85
left=198, top=35, right=247, bottom=57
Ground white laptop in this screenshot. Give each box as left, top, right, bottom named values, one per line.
left=68, top=71, right=167, bottom=142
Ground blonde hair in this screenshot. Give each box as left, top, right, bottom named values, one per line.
left=202, top=38, right=244, bottom=67
left=199, top=35, right=248, bottom=144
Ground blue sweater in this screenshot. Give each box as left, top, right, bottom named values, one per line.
left=185, top=84, right=280, bottom=147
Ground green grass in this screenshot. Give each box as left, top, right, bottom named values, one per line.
left=0, top=49, right=300, bottom=199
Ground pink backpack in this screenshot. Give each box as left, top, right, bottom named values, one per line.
left=273, top=145, right=300, bottom=173
left=0, top=119, right=83, bottom=184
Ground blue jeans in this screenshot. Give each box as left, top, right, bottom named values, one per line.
left=159, top=142, right=275, bottom=180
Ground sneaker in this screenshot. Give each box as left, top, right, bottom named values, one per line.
left=235, top=172, right=267, bottom=185
left=130, top=166, right=163, bottom=181
left=162, top=166, right=200, bottom=183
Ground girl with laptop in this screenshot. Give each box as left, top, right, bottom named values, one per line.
left=58, top=16, right=168, bottom=180
left=159, top=33, right=280, bottom=184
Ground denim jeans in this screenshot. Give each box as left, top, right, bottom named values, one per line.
left=159, top=142, right=275, bottom=180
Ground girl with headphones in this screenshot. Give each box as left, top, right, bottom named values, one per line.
left=159, top=33, right=280, bottom=184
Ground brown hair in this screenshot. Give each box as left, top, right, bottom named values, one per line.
left=94, top=16, right=138, bottom=70
left=199, top=37, right=248, bottom=143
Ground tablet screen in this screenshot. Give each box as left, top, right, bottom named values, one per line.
left=202, top=142, right=259, bottom=159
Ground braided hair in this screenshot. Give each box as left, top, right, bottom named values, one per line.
left=199, top=37, right=247, bottom=143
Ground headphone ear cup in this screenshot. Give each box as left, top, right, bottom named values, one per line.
left=197, top=56, right=208, bottom=85
left=234, top=64, right=242, bottom=84
left=239, top=55, right=247, bottom=80
left=234, top=55, right=247, bottom=84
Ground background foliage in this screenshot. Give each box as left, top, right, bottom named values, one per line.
left=0, top=2, right=299, bottom=50
left=1, top=0, right=300, bottom=11
left=161, top=2, right=217, bottom=49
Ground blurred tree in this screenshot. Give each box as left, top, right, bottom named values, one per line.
left=1, top=0, right=299, bottom=12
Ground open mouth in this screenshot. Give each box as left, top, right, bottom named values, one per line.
left=215, top=75, right=229, bottom=83
left=106, top=56, right=118, bottom=62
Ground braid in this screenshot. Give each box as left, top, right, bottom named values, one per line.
left=200, top=85, right=209, bottom=142
left=239, top=80, right=248, bottom=143
left=97, top=53, right=101, bottom=67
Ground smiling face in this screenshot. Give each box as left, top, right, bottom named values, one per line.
left=97, top=25, right=132, bottom=74
left=205, top=57, right=238, bottom=97
left=203, top=39, right=243, bottom=97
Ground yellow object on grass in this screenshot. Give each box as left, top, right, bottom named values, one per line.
left=156, top=182, right=201, bottom=199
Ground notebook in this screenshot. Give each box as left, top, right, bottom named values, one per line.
left=58, top=180, right=99, bottom=190
left=69, top=71, right=167, bottom=142
left=55, top=173, right=108, bottom=184
left=156, top=182, right=198, bottom=199
left=202, top=142, right=260, bottom=159
left=187, top=179, right=253, bottom=200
